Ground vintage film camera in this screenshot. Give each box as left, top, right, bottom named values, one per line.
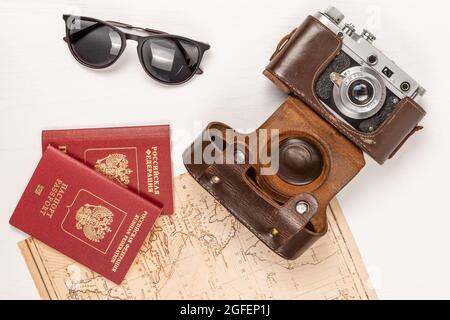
left=264, top=6, right=426, bottom=164
left=183, top=7, right=426, bottom=259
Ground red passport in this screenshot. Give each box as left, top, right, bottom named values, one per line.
left=41, top=125, right=173, bottom=214
left=10, top=146, right=162, bottom=284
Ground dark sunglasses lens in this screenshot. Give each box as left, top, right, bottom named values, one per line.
left=66, top=17, right=122, bottom=67
left=141, top=37, right=200, bottom=83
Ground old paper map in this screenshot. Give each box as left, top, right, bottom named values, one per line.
left=19, top=173, right=376, bottom=300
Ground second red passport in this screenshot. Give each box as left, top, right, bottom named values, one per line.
left=10, top=146, right=162, bottom=284
left=42, top=125, right=173, bottom=214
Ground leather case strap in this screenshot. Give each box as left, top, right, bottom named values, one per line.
left=264, top=15, right=426, bottom=164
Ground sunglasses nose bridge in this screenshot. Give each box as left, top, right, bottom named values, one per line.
left=124, top=33, right=143, bottom=42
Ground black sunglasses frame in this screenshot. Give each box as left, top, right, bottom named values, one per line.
left=63, top=14, right=210, bottom=85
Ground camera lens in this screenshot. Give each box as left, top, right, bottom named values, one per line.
left=332, top=66, right=386, bottom=120
left=348, top=80, right=374, bottom=106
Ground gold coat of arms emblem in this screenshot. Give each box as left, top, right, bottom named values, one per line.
left=75, top=204, right=114, bottom=243
left=94, top=154, right=133, bottom=186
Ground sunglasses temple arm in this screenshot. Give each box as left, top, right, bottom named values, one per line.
left=106, top=20, right=133, bottom=28
left=64, top=23, right=104, bottom=44
left=107, top=21, right=168, bottom=35
left=143, top=27, right=168, bottom=35
left=170, top=38, right=204, bottom=76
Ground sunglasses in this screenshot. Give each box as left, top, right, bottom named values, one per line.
left=63, top=15, right=210, bottom=85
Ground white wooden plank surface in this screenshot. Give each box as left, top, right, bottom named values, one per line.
left=0, top=0, right=448, bottom=299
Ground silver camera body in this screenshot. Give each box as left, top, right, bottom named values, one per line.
left=313, top=7, right=426, bottom=132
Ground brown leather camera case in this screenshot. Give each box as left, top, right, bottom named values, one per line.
left=264, top=15, right=426, bottom=164
left=183, top=97, right=365, bottom=259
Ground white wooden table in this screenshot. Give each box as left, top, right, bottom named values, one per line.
left=0, top=0, right=449, bottom=299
